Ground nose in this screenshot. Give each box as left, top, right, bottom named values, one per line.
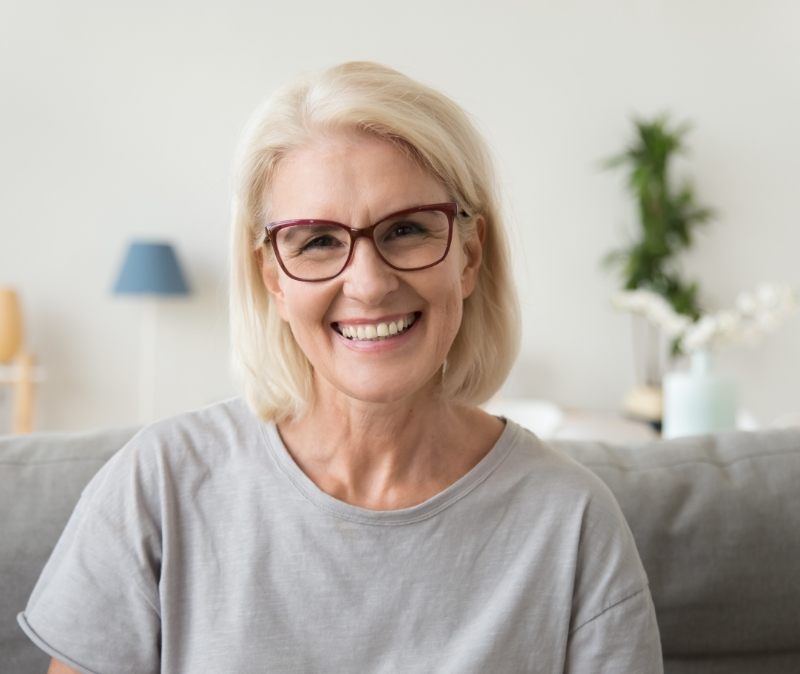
left=340, top=237, right=400, bottom=305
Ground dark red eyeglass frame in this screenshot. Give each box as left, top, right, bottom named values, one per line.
left=264, top=202, right=459, bottom=282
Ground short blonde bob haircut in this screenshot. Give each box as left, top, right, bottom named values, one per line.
left=230, top=61, right=520, bottom=422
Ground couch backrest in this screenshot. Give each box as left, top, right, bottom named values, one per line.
left=553, top=428, right=800, bottom=674
left=3, top=425, right=800, bottom=674
left=1, top=427, right=138, bottom=674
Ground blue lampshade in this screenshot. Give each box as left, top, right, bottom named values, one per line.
left=112, top=241, right=190, bottom=296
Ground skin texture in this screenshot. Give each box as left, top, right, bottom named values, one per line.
left=261, top=130, right=504, bottom=510
left=47, top=659, right=79, bottom=674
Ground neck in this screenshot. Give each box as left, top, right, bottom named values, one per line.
left=277, top=385, right=503, bottom=510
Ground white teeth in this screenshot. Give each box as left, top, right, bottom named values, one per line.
left=338, top=314, right=417, bottom=341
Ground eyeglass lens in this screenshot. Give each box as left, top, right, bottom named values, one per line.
left=274, top=209, right=451, bottom=281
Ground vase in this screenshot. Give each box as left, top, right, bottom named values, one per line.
left=0, top=288, right=24, bottom=362
left=662, top=350, right=737, bottom=438
left=622, top=315, right=668, bottom=427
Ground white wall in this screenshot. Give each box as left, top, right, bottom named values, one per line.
left=1, top=0, right=798, bottom=431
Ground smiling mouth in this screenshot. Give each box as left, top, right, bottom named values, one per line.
left=333, top=312, right=419, bottom=341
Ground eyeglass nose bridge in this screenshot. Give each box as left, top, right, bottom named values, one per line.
left=341, top=222, right=391, bottom=273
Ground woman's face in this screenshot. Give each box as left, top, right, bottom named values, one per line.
left=260, top=130, right=483, bottom=408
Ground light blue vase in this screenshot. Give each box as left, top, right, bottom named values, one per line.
left=662, top=350, right=737, bottom=438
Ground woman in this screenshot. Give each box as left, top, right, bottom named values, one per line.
left=21, top=62, right=662, bottom=673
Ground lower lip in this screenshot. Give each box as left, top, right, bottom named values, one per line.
left=334, top=314, right=421, bottom=352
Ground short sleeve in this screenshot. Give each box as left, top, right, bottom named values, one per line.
left=565, top=478, right=663, bottom=673
left=565, top=588, right=662, bottom=672
left=17, top=435, right=162, bottom=674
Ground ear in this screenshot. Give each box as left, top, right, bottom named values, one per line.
left=257, top=248, right=290, bottom=322
left=460, top=216, right=485, bottom=298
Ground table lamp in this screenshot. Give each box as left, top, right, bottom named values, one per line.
left=112, top=241, right=190, bottom=422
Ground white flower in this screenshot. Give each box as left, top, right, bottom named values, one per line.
left=664, top=314, right=692, bottom=338
left=776, top=286, right=799, bottom=314
left=715, top=311, right=740, bottom=339
left=736, top=292, right=756, bottom=315
left=756, top=283, right=779, bottom=308
left=613, top=283, right=799, bottom=354
left=612, top=289, right=689, bottom=336
left=681, top=315, right=718, bottom=352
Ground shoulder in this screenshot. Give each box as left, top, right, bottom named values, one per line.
left=82, top=398, right=266, bottom=507
left=132, top=396, right=260, bottom=455
left=500, top=419, right=626, bottom=518
left=498, top=419, right=650, bottom=604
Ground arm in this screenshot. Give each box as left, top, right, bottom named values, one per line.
left=565, top=587, right=663, bottom=673
left=20, top=433, right=162, bottom=674
left=47, top=660, right=81, bottom=674
left=565, top=481, right=663, bottom=672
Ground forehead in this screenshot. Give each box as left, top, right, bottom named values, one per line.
left=267, top=131, right=448, bottom=222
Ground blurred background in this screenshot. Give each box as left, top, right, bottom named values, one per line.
left=1, top=0, right=798, bottom=432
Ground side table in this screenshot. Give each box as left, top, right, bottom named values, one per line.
left=0, top=354, right=44, bottom=433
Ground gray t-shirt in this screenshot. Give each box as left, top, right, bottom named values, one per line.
left=19, top=398, right=662, bottom=673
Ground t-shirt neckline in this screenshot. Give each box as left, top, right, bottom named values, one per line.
left=258, top=417, right=521, bottom=525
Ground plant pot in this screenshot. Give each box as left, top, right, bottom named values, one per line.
left=662, top=350, right=736, bottom=438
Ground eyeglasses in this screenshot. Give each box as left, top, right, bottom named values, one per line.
left=265, top=202, right=459, bottom=282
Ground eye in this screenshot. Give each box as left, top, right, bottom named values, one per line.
left=385, top=219, right=428, bottom=239
left=301, top=234, right=342, bottom=251
left=278, top=224, right=349, bottom=258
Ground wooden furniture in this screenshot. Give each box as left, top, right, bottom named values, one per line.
left=0, top=353, right=39, bottom=433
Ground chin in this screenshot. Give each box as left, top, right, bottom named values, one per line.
left=329, top=371, right=439, bottom=407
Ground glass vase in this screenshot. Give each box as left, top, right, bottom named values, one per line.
left=662, top=350, right=737, bottom=438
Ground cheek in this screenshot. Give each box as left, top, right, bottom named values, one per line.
left=432, top=279, right=466, bottom=355
left=279, top=287, right=309, bottom=323
left=278, top=284, right=336, bottom=337
left=262, top=259, right=331, bottom=330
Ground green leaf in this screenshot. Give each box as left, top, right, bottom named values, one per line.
left=600, top=112, right=714, bottom=312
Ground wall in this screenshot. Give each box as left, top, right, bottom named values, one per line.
left=1, top=0, right=798, bottom=431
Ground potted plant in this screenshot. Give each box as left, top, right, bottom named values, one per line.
left=603, top=115, right=714, bottom=424
left=613, top=283, right=798, bottom=436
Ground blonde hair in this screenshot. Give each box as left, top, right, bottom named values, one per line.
left=230, top=62, right=520, bottom=421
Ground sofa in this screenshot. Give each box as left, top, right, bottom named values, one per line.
left=2, top=424, right=799, bottom=673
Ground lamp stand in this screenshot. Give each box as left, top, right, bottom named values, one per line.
left=139, top=298, right=158, bottom=423
left=12, top=352, right=35, bottom=433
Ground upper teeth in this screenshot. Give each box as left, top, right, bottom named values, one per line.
left=339, top=314, right=416, bottom=341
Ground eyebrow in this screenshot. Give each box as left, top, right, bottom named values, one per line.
left=278, top=222, right=340, bottom=242
left=270, top=202, right=457, bottom=228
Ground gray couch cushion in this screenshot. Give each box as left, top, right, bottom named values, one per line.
left=1, top=427, right=137, bottom=674
left=553, top=428, right=800, bottom=673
